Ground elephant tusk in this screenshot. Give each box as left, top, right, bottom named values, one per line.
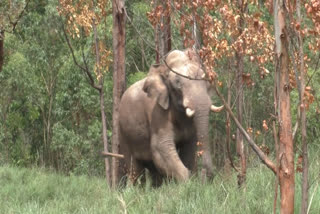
left=210, top=105, right=224, bottom=112
left=186, top=108, right=195, bottom=117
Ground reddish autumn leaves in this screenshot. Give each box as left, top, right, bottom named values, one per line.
left=287, top=0, right=318, bottom=110
left=57, top=0, right=112, bottom=79
left=58, top=0, right=109, bottom=38
left=146, top=1, right=317, bottom=132
left=147, top=0, right=274, bottom=83
left=305, top=1, right=320, bottom=51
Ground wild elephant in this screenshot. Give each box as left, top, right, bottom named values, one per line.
left=119, top=49, right=223, bottom=185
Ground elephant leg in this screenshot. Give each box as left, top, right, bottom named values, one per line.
left=151, top=171, right=164, bottom=187
left=144, top=161, right=164, bottom=187
left=179, top=140, right=197, bottom=173
left=119, top=140, right=145, bottom=185
left=151, top=136, right=189, bottom=182
left=119, top=140, right=129, bottom=185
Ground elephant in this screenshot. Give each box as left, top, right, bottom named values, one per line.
left=118, top=49, right=223, bottom=185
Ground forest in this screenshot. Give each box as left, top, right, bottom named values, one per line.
left=0, top=0, right=320, bottom=213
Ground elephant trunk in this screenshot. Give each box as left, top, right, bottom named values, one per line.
left=194, top=103, right=214, bottom=178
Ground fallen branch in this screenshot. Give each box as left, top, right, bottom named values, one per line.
left=214, top=84, right=277, bottom=174
left=101, top=151, right=124, bottom=159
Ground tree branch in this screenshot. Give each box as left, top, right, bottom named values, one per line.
left=61, top=24, right=101, bottom=91
left=101, top=151, right=124, bottom=159
left=81, top=42, right=90, bottom=73
left=162, top=58, right=204, bottom=80
left=306, top=53, right=320, bottom=87
left=92, top=18, right=103, bottom=87
left=214, top=84, right=277, bottom=174
left=124, top=8, right=157, bottom=52
left=8, top=0, right=30, bottom=32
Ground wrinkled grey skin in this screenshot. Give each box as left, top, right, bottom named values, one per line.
left=119, top=49, right=220, bottom=185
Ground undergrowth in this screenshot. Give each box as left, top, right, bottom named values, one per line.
left=0, top=145, right=319, bottom=214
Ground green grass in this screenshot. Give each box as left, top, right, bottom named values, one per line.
left=1, top=153, right=319, bottom=214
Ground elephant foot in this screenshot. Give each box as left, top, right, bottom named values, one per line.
left=176, top=168, right=190, bottom=182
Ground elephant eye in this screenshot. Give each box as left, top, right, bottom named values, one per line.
left=175, top=78, right=182, bottom=88
left=206, top=81, right=211, bottom=89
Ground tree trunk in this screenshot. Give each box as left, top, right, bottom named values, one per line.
left=236, top=1, right=246, bottom=187
left=236, top=52, right=246, bottom=187
left=100, top=89, right=111, bottom=187
left=297, top=0, right=308, bottom=212
left=155, top=1, right=171, bottom=63
left=62, top=11, right=112, bottom=185
left=93, top=19, right=111, bottom=187
left=0, top=30, right=4, bottom=72
left=225, top=64, right=234, bottom=173
left=274, top=1, right=295, bottom=213
left=39, top=66, right=57, bottom=168
left=2, top=111, right=9, bottom=163
left=112, top=0, right=126, bottom=188
left=140, top=37, right=145, bottom=71
left=192, top=14, right=200, bottom=50
left=47, top=89, right=54, bottom=166
left=300, top=61, right=308, bottom=214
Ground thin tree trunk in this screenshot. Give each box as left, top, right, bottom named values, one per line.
left=225, top=71, right=231, bottom=167
left=297, top=0, right=308, bottom=212
left=273, top=50, right=280, bottom=214
left=225, top=64, right=238, bottom=172
left=162, top=14, right=171, bottom=54
left=140, top=37, right=145, bottom=71
left=62, top=14, right=111, bottom=185
left=93, top=19, right=111, bottom=187
left=236, top=52, right=246, bottom=187
left=2, top=108, right=9, bottom=163
left=100, top=89, right=111, bottom=186
left=47, top=91, right=53, bottom=166
left=300, top=70, right=308, bottom=214
left=0, top=30, right=4, bottom=73
left=274, top=1, right=295, bottom=213
left=192, top=14, right=200, bottom=50
left=112, top=0, right=126, bottom=188
left=40, top=58, right=58, bottom=168
left=155, top=24, right=160, bottom=64
left=155, top=0, right=171, bottom=62
left=236, top=1, right=246, bottom=187
left=42, top=110, right=48, bottom=166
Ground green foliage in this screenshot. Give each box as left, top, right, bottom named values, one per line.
left=125, top=1, right=156, bottom=73
left=127, top=71, right=147, bottom=86
left=0, top=0, right=320, bottom=201
left=0, top=0, right=113, bottom=174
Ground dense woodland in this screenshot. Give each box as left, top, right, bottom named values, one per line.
left=1, top=0, right=320, bottom=213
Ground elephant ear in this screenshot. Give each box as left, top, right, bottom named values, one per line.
left=143, top=65, right=169, bottom=110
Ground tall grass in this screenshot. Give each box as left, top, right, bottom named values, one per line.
left=1, top=146, right=319, bottom=214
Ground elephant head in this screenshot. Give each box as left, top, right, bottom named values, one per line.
left=143, top=49, right=223, bottom=178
